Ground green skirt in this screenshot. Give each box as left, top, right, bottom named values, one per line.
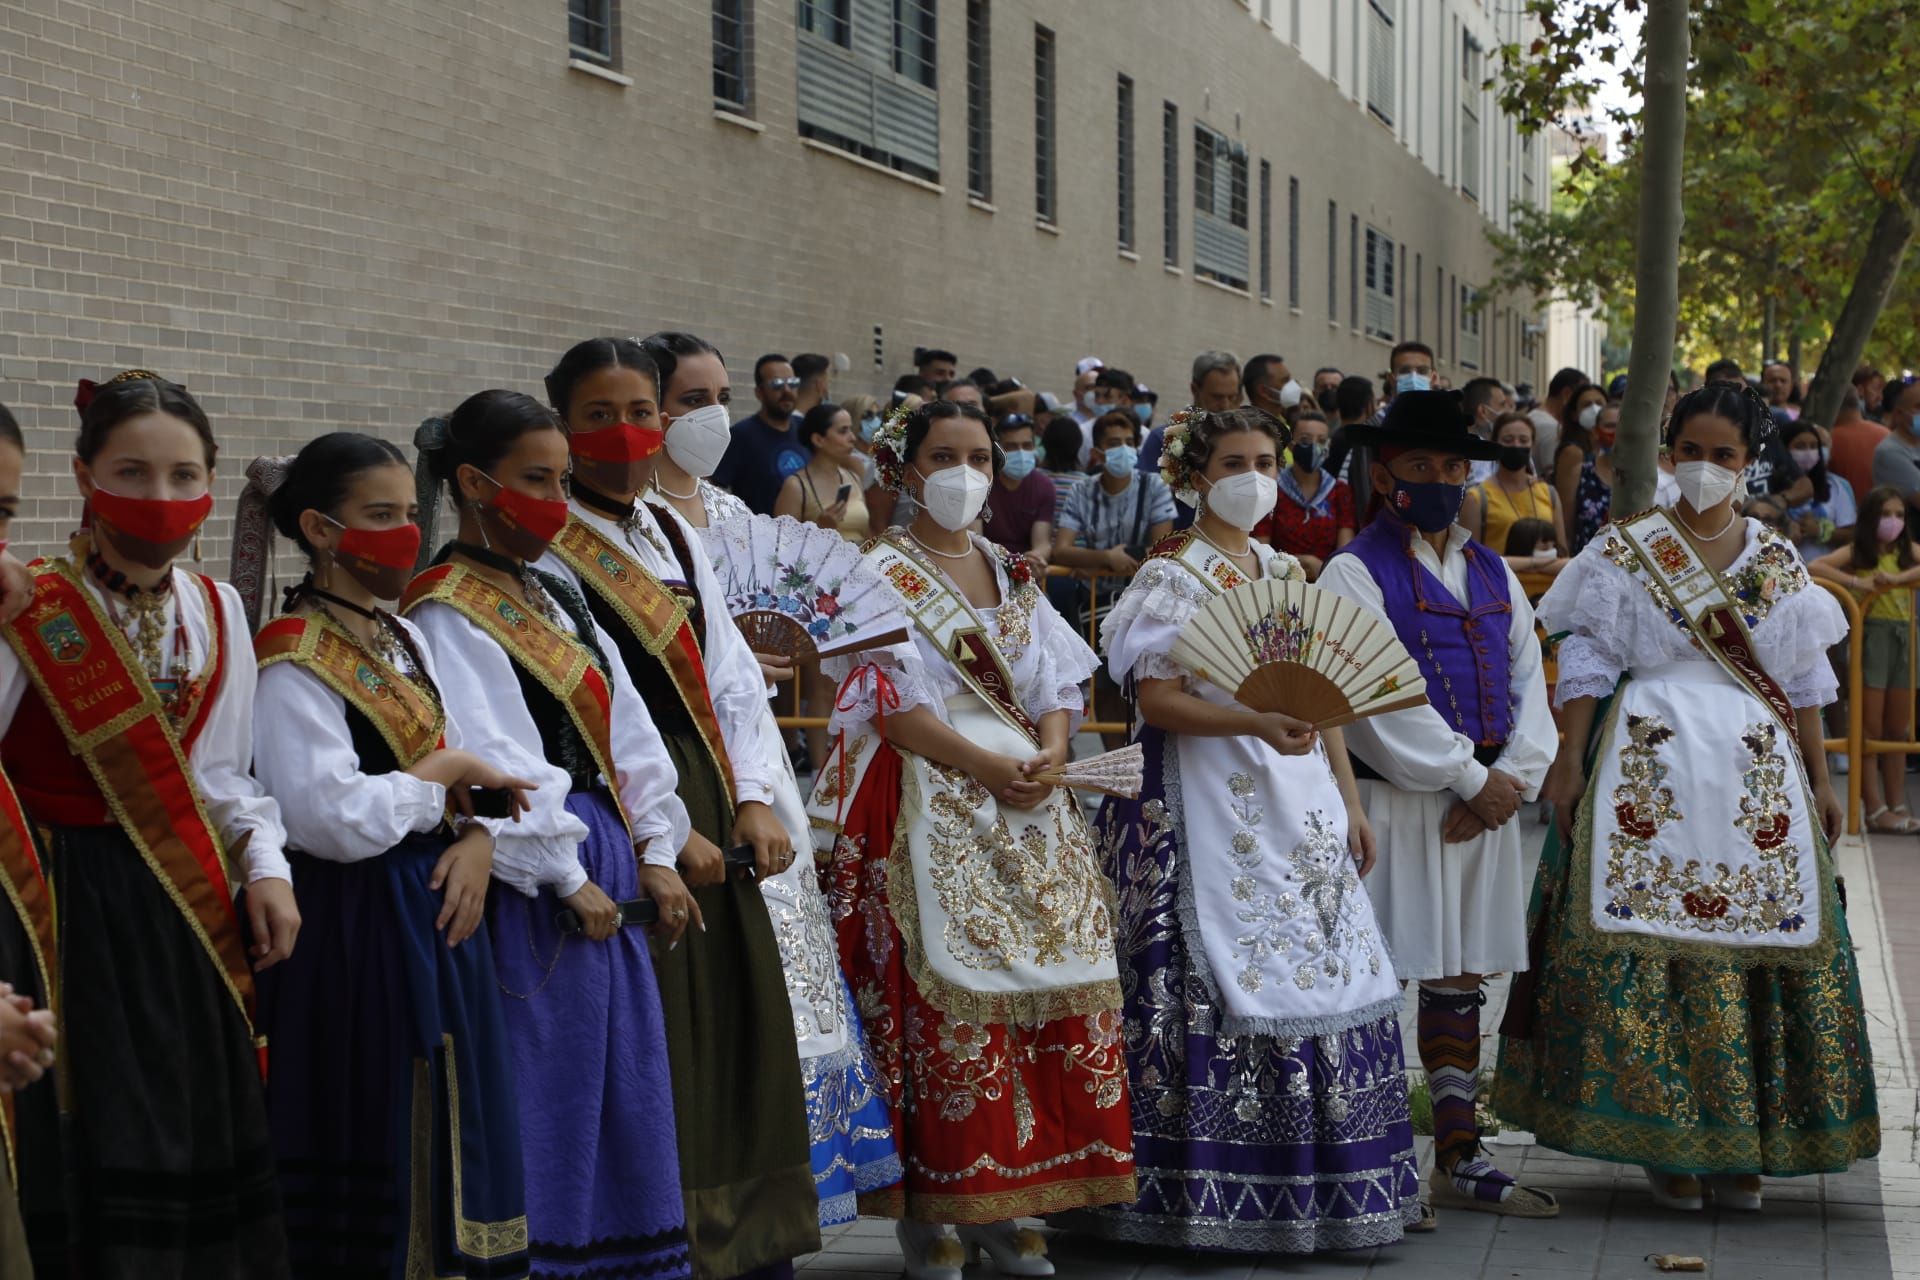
left=1493, top=694, right=1880, bottom=1177
left=652, top=729, right=821, bottom=1277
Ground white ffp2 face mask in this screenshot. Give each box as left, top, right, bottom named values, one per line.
left=662, top=403, right=733, bottom=479
left=916, top=464, right=992, bottom=532
left=1202, top=471, right=1279, bottom=533
left=1673, top=460, right=1741, bottom=512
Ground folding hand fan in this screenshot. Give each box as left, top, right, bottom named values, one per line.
left=1167, top=579, right=1429, bottom=730
left=1028, top=744, right=1144, bottom=799
left=705, top=514, right=909, bottom=661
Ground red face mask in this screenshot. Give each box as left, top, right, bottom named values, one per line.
left=324, top=516, right=422, bottom=601
left=479, top=473, right=570, bottom=559
left=89, top=487, right=213, bottom=568
left=569, top=421, right=665, bottom=464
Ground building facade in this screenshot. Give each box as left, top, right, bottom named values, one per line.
left=0, top=0, right=1549, bottom=557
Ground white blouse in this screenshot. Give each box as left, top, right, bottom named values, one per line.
left=409, top=583, right=690, bottom=900
left=535, top=500, right=780, bottom=808
left=253, top=613, right=456, bottom=864
left=1102, top=546, right=1303, bottom=682
left=1317, top=525, right=1558, bottom=801
left=827, top=534, right=1097, bottom=736
left=0, top=569, right=291, bottom=884
left=1540, top=518, right=1844, bottom=710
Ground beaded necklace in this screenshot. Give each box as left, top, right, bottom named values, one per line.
left=89, top=552, right=195, bottom=726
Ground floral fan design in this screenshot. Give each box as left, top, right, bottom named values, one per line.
left=1168, top=578, right=1429, bottom=730
left=705, top=514, right=909, bottom=661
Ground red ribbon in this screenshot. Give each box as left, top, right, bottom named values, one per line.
left=828, top=662, right=900, bottom=828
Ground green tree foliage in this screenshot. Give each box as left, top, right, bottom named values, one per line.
left=1488, top=0, right=1920, bottom=379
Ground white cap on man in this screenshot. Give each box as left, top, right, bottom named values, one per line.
left=1075, top=356, right=1105, bottom=376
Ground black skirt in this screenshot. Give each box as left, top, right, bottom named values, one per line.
left=7, top=824, right=289, bottom=1279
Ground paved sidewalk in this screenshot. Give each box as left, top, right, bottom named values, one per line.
left=798, top=822, right=1920, bottom=1279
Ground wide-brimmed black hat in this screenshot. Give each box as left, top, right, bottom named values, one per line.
left=1335, top=390, right=1499, bottom=461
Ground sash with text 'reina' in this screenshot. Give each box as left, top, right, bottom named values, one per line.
left=548, top=516, right=737, bottom=808
left=255, top=613, right=446, bottom=769
left=401, top=564, right=631, bottom=841
left=3, top=561, right=255, bottom=1032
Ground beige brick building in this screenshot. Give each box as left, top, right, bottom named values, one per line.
left=0, top=0, right=1548, bottom=559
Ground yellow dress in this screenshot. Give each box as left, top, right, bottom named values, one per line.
left=1476, top=477, right=1553, bottom=553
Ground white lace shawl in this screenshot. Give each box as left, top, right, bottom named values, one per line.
left=1100, top=547, right=1303, bottom=685
left=1539, top=520, right=1845, bottom=710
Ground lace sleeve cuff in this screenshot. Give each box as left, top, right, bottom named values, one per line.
left=1552, top=635, right=1624, bottom=708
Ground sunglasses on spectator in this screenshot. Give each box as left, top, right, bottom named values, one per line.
left=765, top=377, right=802, bottom=390
left=1000, top=413, right=1034, bottom=428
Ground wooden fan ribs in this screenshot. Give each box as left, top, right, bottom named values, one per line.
left=1168, top=578, right=1427, bottom=730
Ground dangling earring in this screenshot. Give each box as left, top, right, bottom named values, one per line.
left=318, top=549, right=333, bottom=592
left=193, top=534, right=204, bottom=565
left=471, top=501, right=492, bottom=550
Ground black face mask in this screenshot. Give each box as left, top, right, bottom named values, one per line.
left=1315, top=387, right=1339, bottom=414
left=1498, top=445, right=1531, bottom=472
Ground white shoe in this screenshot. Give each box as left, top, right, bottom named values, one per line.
left=1643, top=1166, right=1703, bottom=1211
left=956, top=1220, right=1055, bottom=1276
left=1707, top=1173, right=1764, bottom=1211
left=896, top=1220, right=965, bottom=1280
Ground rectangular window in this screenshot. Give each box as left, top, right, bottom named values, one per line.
left=894, top=0, right=938, bottom=88
left=569, top=0, right=615, bottom=63
left=1460, top=284, right=1483, bottom=369
left=1291, top=0, right=1301, bottom=46
left=1117, top=75, right=1136, bottom=250
left=1034, top=25, right=1056, bottom=223
left=1521, top=131, right=1536, bottom=208
left=1192, top=122, right=1249, bottom=289
left=1162, top=102, right=1180, bottom=267
left=965, top=1, right=991, bottom=199
left=1397, top=242, right=1407, bottom=341
left=1349, top=211, right=1359, bottom=330
left=1258, top=159, right=1272, bottom=300
left=1414, top=250, right=1423, bottom=341
left=1364, top=226, right=1396, bottom=342
left=1326, top=200, right=1338, bottom=319
left=712, top=0, right=751, bottom=112
left=797, top=0, right=940, bottom=182
left=798, top=0, right=851, bottom=47
left=1286, top=175, right=1300, bottom=308
left=1365, top=0, right=1395, bottom=125
left=1449, top=271, right=1459, bottom=364
left=1459, top=33, right=1481, bottom=200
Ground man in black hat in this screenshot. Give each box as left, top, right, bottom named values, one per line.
left=1317, top=391, right=1559, bottom=1223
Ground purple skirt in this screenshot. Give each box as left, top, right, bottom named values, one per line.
left=1059, top=726, right=1421, bottom=1254
left=488, top=789, right=691, bottom=1279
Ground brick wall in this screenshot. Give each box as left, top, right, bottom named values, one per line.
left=0, top=0, right=1535, bottom=560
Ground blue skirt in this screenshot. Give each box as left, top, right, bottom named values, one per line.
left=805, top=977, right=904, bottom=1226
left=487, top=789, right=691, bottom=1280
left=1060, top=726, right=1421, bottom=1255
left=259, top=832, right=527, bottom=1278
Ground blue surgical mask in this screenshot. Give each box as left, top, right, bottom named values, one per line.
left=1395, top=372, right=1432, bottom=395
left=1132, top=404, right=1153, bottom=426
left=859, top=414, right=882, bottom=441
left=1387, top=478, right=1465, bottom=533
left=1102, top=445, right=1139, bottom=478
left=1000, top=448, right=1037, bottom=481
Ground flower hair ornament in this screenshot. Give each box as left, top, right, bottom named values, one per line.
left=870, top=402, right=915, bottom=494
left=1158, top=408, right=1201, bottom=505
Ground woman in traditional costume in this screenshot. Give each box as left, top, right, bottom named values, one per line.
left=814, top=400, right=1134, bottom=1280
left=1496, top=382, right=1880, bottom=1211
left=0, top=400, right=59, bottom=1278
left=1060, top=407, right=1422, bottom=1253
left=240, top=433, right=537, bottom=1276
left=0, top=371, right=300, bottom=1276
left=404, top=389, right=698, bottom=1278
left=535, top=336, right=886, bottom=1271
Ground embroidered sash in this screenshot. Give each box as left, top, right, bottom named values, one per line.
left=1612, top=509, right=1796, bottom=739
left=255, top=613, right=446, bottom=769
left=863, top=534, right=1039, bottom=747
left=0, top=767, right=50, bottom=1179
left=548, top=515, right=736, bottom=807
left=400, top=565, right=630, bottom=840
left=3, top=561, right=256, bottom=1031
left=1159, top=526, right=1259, bottom=595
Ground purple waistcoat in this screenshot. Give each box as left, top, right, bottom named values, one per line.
left=1337, top=516, right=1515, bottom=746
